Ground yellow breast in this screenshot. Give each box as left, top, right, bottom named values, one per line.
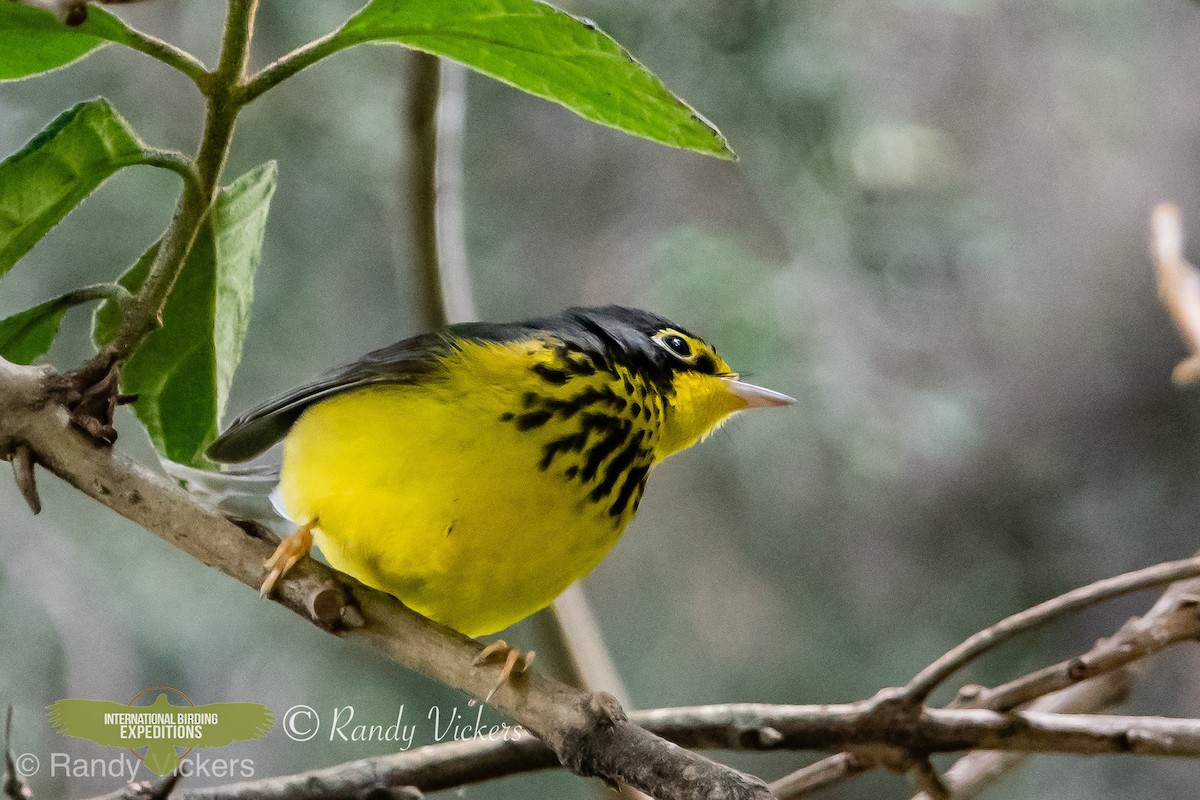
left=277, top=338, right=662, bottom=636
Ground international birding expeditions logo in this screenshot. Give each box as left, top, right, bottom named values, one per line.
left=46, top=687, right=274, bottom=776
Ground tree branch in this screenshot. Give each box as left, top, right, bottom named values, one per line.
left=432, top=61, right=476, bottom=325
left=85, top=697, right=1200, bottom=800
left=548, top=584, right=633, bottom=707
left=903, top=552, right=1200, bottom=703
left=911, top=672, right=1131, bottom=800
left=768, top=752, right=869, bottom=799
left=403, top=52, right=448, bottom=332
left=10, top=444, right=39, bottom=515
left=15, top=337, right=1200, bottom=798
left=954, top=574, right=1200, bottom=714
left=763, top=558, right=1200, bottom=799
left=906, top=571, right=1200, bottom=800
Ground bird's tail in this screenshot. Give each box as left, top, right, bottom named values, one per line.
left=162, top=456, right=290, bottom=528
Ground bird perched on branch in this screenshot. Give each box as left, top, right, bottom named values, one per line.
left=207, top=306, right=792, bottom=686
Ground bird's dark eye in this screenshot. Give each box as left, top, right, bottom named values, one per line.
left=660, top=334, right=692, bottom=359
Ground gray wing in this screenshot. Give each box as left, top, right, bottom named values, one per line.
left=205, top=332, right=451, bottom=463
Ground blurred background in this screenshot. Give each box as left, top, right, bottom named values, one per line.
left=4, top=0, right=1200, bottom=796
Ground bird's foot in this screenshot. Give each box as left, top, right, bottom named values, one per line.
left=260, top=520, right=315, bottom=597
left=474, top=640, right=536, bottom=702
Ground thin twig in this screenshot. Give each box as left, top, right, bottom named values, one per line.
left=773, top=561, right=1200, bottom=798
left=399, top=51, right=637, bottom=799
left=398, top=44, right=636, bottom=786
left=908, top=573, right=1200, bottom=800
left=549, top=586, right=646, bottom=800
left=90, top=772, right=186, bottom=800
left=903, top=551, right=1200, bottom=702
left=768, top=752, right=869, bottom=799
left=403, top=52, right=447, bottom=332
left=434, top=61, right=477, bottom=324
left=550, top=584, right=633, bottom=707
left=403, top=48, right=641, bottom=800
left=955, top=578, right=1200, bottom=713
left=146, top=773, right=180, bottom=800
left=912, top=672, right=1131, bottom=800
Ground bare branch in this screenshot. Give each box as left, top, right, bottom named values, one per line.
left=769, top=752, right=870, bottom=799
left=549, top=585, right=633, bottom=707
left=434, top=61, right=477, bottom=325
left=913, top=673, right=1131, bottom=800
left=398, top=50, right=637, bottom=799
left=907, top=573, right=1200, bottom=800
left=766, top=562, right=1200, bottom=799
left=957, top=576, right=1200, bottom=713
left=89, top=698, right=1200, bottom=800
left=404, top=52, right=448, bottom=332
left=91, top=770, right=418, bottom=800
left=903, top=551, right=1200, bottom=702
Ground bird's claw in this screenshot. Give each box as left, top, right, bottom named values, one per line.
left=260, top=521, right=314, bottom=597
left=474, top=640, right=536, bottom=702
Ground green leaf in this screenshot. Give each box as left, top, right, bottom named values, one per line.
left=0, top=294, right=73, bottom=364
left=0, top=98, right=145, bottom=277
left=332, top=0, right=732, bottom=159
left=96, top=163, right=277, bottom=467
left=0, top=3, right=169, bottom=81
left=0, top=2, right=104, bottom=81
left=0, top=284, right=123, bottom=363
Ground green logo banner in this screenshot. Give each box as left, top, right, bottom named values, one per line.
left=47, top=688, right=274, bottom=776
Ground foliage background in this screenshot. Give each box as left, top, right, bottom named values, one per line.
left=4, top=0, right=1200, bottom=796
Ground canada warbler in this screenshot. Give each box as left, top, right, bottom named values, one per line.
left=207, top=306, right=793, bottom=638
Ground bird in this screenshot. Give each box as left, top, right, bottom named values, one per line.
left=206, top=306, right=793, bottom=686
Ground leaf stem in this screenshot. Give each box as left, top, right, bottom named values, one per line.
left=103, top=0, right=258, bottom=363
left=98, top=22, right=209, bottom=87
left=61, top=282, right=134, bottom=308
left=138, top=147, right=202, bottom=199
left=239, top=29, right=346, bottom=106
